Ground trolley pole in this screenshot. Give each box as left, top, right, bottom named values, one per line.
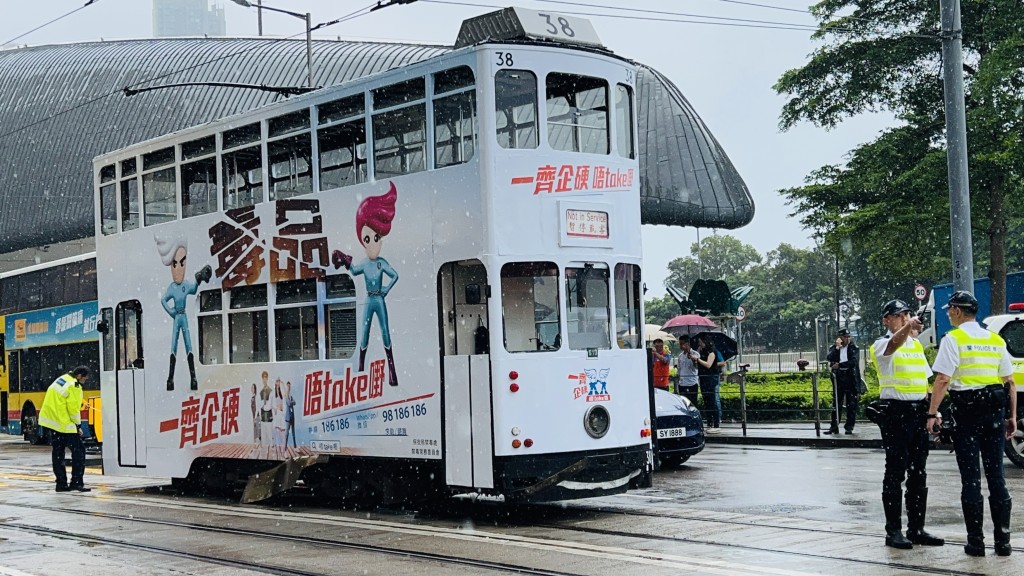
left=939, top=0, right=974, bottom=292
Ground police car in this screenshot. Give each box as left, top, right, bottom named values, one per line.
left=981, top=304, right=1024, bottom=468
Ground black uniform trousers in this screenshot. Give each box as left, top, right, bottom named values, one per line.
left=880, top=400, right=930, bottom=505
left=50, top=430, right=86, bottom=489
left=830, top=370, right=859, bottom=432
left=950, top=387, right=1010, bottom=504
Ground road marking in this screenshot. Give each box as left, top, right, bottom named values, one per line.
left=0, top=566, right=39, bottom=576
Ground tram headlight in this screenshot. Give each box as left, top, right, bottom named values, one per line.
left=583, top=405, right=611, bottom=439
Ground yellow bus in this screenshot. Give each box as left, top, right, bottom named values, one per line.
left=0, top=253, right=101, bottom=443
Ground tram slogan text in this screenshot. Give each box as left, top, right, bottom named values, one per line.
left=208, top=199, right=330, bottom=289
left=162, top=387, right=242, bottom=448
left=303, top=360, right=386, bottom=418
left=511, top=164, right=635, bottom=195
left=568, top=368, right=611, bottom=402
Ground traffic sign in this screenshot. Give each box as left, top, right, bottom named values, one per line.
left=736, top=305, right=747, bottom=322
left=914, top=284, right=927, bottom=302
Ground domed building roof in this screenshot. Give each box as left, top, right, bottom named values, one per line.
left=0, top=37, right=752, bottom=254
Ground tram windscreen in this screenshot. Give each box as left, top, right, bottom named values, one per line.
left=501, top=262, right=560, bottom=353
left=565, top=265, right=611, bottom=350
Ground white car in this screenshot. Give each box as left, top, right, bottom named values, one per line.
left=982, top=305, right=1024, bottom=468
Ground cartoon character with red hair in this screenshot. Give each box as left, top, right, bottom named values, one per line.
left=333, top=182, right=400, bottom=386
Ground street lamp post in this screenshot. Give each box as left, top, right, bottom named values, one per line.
left=230, top=0, right=313, bottom=88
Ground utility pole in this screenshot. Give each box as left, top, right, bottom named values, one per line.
left=939, top=0, right=974, bottom=292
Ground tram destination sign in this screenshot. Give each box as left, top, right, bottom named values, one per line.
left=455, top=7, right=603, bottom=49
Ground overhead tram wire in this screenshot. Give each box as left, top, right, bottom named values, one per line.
left=0, top=2, right=379, bottom=143
left=1, top=0, right=101, bottom=48
left=423, top=0, right=836, bottom=32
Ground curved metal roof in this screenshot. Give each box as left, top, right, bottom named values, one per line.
left=0, top=38, right=752, bottom=254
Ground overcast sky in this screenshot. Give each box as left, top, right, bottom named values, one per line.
left=3, top=0, right=894, bottom=295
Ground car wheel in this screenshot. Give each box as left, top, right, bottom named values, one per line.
left=1005, top=405, right=1024, bottom=469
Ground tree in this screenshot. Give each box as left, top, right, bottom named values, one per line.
left=774, top=0, right=1024, bottom=314
left=644, top=293, right=679, bottom=327
left=664, top=234, right=762, bottom=293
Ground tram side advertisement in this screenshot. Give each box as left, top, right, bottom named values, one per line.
left=104, top=179, right=442, bottom=472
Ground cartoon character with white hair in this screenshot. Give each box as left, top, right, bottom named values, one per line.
left=156, top=235, right=212, bottom=391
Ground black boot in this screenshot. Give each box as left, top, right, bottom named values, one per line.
left=962, top=498, right=986, bottom=556
left=385, top=346, right=398, bottom=387
left=906, top=488, right=944, bottom=546
left=166, top=354, right=176, bottom=391
left=990, top=496, right=1012, bottom=556
left=883, top=492, right=913, bottom=549
left=187, top=352, right=198, bottom=391
left=358, top=347, right=366, bottom=372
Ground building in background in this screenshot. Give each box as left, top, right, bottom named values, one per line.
left=153, top=0, right=226, bottom=37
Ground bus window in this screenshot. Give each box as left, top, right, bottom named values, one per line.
left=181, top=136, right=218, bottom=219
left=275, top=279, right=318, bottom=361
left=228, top=285, right=269, bottom=364
left=546, top=73, right=608, bottom=155
left=495, top=70, right=538, bottom=149
left=565, top=265, right=611, bottom=350
left=434, top=66, right=477, bottom=168
left=614, top=264, right=642, bottom=349
left=198, top=289, right=223, bottom=365
left=615, top=84, right=635, bottom=159
left=142, top=147, right=177, bottom=226
left=501, top=262, right=560, bottom=353
left=120, top=158, right=140, bottom=232
left=99, top=164, right=116, bottom=235
left=269, top=110, right=313, bottom=200
left=325, top=274, right=357, bottom=360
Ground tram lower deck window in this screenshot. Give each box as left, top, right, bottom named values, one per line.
left=501, top=262, right=560, bottom=353
left=565, top=265, right=611, bottom=350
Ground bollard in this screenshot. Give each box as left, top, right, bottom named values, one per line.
left=812, top=372, right=821, bottom=436
left=739, top=369, right=748, bottom=437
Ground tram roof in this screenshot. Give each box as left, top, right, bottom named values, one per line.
left=0, top=37, right=753, bottom=255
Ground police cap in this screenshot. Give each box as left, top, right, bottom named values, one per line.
left=881, top=299, right=911, bottom=318
left=837, top=328, right=851, bottom=337
left=943, top=290, right=979, bottom=313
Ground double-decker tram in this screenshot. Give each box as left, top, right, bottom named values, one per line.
left=0, top=253, right=102, bottom=443
left=93, top=7, right=651, bottom=502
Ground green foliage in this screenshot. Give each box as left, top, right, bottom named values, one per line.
left=664, top=235, right=762, bottom=293
left=644, top=293, right=679, bottom=326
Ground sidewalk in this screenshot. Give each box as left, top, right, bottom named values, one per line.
left=703, top=421, right=886, bottom=448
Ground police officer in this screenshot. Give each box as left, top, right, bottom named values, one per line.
left=927, top=290, right=1016, bottom=557
left=38, top=366, right=92, bottom=493
left=870, top=300, right=944, bottom=549
left=826, top=328, right=861, bottom=435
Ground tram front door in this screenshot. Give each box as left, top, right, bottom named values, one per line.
left=115, top=300, right=146, bottom=467
left=438, top=261, right=493, bottom=489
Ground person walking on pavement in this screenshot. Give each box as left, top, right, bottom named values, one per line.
left=675, top=335, right=700, bottom=406
left=927, top=290, right=1016, bottom=557
left=38, top=366, right=92, bottom=493
left=870, top=300, right=944, bottom=549
left=826, top=328, right=862, bottom=435
left=651, top=338, right=672, bottom=391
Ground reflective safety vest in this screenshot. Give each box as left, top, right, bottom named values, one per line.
left=870, top=338, right=929, bottom=395
left=1012, top=358, right=1024, bottom=386
left=946, top=328, right=1006, bottom=389
left=38, top=374, right=83, bottom=433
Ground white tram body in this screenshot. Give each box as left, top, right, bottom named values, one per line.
left=93, top=8, right=651, bottom=501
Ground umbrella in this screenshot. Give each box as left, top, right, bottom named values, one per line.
left=661, top=314, right=717, bottom=337
left=643, top=324, right=677, bottom=343
left=694, top=331, right=738, bottom=362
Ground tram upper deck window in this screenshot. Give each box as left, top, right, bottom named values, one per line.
left=269, top=110, right=313, bottom=200
left=275, top=278, right=318, bottom=362
left=325, top=274, right=357, bottom=359
left=495, top=70, right=538, bottom=149
left=546, top=74, right=608, bottom=155
left=222, top=123, right=264, bottom=210
left=120, top=158, right=139, bottom=232
left=434, top=66, right=477, bottom=168
left=565, top=264, right=611, bottom=350
left=181, top=136, right=217, bottom=219
left=318, top=94, right=367, bottom=190
left=142, top=147, right=177, bottom=226
left=228, top=284, right=269, bottom=364
left=99, top=164, right=116, bottom=235
left=501, top=262, right=560, bottom=353
left=613, top=263, right=642, bottom=349
left=373, top=78, right=427, bottom=178
left=615, top=84, right=635, bottom=159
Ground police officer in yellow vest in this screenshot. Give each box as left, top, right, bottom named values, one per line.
left=38, top=366, right=92, bottom=493
left=927, top=291, right=1016, bottom=557
left=871, top=299, right=944, bottom=549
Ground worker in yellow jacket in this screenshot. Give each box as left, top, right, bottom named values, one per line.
left=39, top=366, right=91, bottom=492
